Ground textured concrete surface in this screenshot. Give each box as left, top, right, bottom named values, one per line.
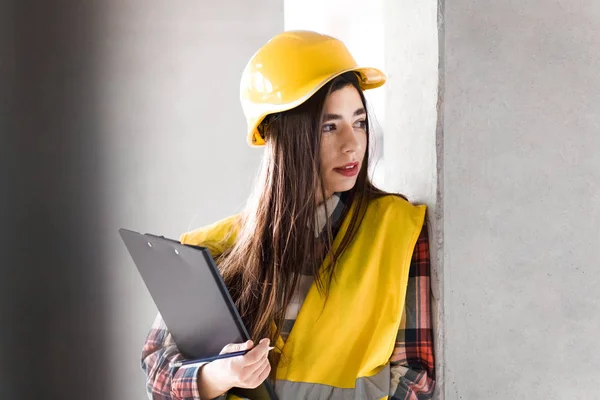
left=443, top=1, right=600, bottom=398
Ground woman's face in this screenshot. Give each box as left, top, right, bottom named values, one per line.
left=318, top=85, right=368, bottom=203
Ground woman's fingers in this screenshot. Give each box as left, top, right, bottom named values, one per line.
left=220, top=340, right=253, bottom=355
left=239, top=338, right=270, bottom=367
left=254, top=358, right=272, bottom=386
left=241, top=356, right=271, bottom=389
left=211, top=338, right=272, bottom=389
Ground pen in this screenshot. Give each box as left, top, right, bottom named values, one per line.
left=170, top=347, right=275, bottom=368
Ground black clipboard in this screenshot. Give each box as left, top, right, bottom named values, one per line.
left=119, top=228, right=277, bottom=400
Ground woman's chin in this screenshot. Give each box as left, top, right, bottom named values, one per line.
left=331, top=181, right=358, bottom=194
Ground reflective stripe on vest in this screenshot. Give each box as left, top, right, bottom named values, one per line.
left=226, top=364, right=390, bottom=400
left=275, top=363, right=391, bottom=399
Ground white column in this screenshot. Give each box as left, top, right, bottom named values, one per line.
left=383, top=0, right=443, bottom=398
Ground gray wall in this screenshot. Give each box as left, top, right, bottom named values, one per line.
left=2, top=2, right=112, bottom=398
left=443, top=0, right=600, bottom=399
left=96, top=2, right=282, bottom=399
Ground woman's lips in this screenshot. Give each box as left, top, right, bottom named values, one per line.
left=333, top=162, right=360, bottom=177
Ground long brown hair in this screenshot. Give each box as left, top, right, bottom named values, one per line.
left=217, top=72, right=392, bottom=346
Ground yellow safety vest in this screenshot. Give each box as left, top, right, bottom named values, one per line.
left=180, top=195, right=426, bottom=400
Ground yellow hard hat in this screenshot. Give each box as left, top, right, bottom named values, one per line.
left=240, top=30, right=386, bottom=147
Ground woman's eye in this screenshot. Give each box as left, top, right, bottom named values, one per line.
left=322, top=123, right=336, bottom=133
left=354, top=120, right=367, bottom=130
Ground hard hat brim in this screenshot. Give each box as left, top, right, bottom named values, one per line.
left=247, top=66, right=386, bottom=147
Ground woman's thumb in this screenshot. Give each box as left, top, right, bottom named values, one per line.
left=240, top=340, right=254, bottom=350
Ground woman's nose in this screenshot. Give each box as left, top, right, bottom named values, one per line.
left=340, top=123, right=360, bottom=154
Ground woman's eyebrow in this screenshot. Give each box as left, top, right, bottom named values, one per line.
left=323, top=108, right=366, bottom=121
left=354, top=107, right=367, bottom=116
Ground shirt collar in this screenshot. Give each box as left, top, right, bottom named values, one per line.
left=314, top=193, right=344, bottom=238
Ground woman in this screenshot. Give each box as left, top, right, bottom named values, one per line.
left=142, top=30, right=435, bottom=400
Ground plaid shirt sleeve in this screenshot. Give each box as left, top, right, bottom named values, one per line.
left=141, top=313, right=226, bottom=400
left=389, top=222, right=436, bottom=400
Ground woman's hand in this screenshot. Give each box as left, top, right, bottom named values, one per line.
left=197, top=338, right=272, bottom=398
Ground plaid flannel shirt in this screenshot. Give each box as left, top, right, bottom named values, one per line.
left=141, top=198, right=435, bottom=400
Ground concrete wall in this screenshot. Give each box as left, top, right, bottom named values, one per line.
left=96, top=2, right=282, bottom=399
left=385, top=0, right=600, bottom=398
left=443, top=1, right=600, bottom=398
